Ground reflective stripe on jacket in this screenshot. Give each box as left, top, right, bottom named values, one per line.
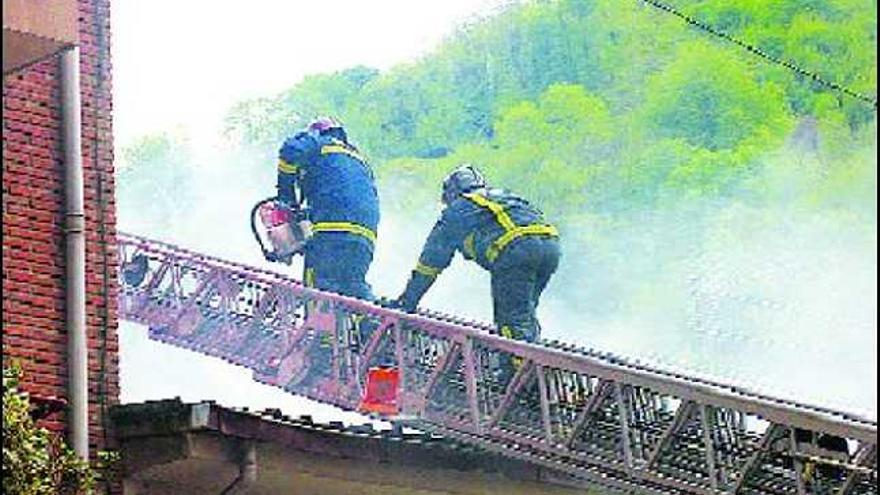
left=415, top=187, right=558, bottom=275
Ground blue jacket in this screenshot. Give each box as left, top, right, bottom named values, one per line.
left=277, top=132, right=380, bottom=250
left=398, top=187, right=559, bottom=310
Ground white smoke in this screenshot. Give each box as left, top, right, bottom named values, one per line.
left=111, top=0, right=877, bottom=428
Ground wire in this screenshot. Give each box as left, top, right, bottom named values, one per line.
left=638, top=0, right=878, bottom=109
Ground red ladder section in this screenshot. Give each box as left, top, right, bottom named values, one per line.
left=118, top=232, right=877, bottom=495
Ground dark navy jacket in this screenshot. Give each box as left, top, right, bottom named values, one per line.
left=416, top=187, right=553, bottom=273
left=277, top=132, right=379, bottom=250
left=398, top=187, right=558, bottom=310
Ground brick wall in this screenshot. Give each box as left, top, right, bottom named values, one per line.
left=2, top=0, right=118, bottom=455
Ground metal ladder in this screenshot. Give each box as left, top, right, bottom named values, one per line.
left=117, top=232, right=877, bottom=495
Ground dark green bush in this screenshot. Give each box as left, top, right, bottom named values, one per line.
left=2, top=365, right=115, bottom=495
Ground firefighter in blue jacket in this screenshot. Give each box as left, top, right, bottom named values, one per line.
left=275, top=117, right=379, bottom=300
left=395, top=164, right=561, bottom=344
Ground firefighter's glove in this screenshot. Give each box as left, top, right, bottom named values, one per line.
left=382, top=291, right=415, bottom=313
left=379, top=296, right=416, bottom=314
left=263, top=251, right=293, bottom=265
left=395, top=295, right=418, bottom=314
left=293, top=207, right=311, bottom=223
left=395, top=271, right=435, bottom=314
left=375, top=296, right=401, bottom=310
left=276, top=197, right=299, bottom=214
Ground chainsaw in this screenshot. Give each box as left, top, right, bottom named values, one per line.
left=250, top=197, right=312, bottom=265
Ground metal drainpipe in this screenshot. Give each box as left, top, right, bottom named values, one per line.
left=60, top=46, right=89, bottom=460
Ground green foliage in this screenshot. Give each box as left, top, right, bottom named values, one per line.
left=642, top=41, right=794, bottom=151
left=475, top=84, right=614, bottom=215
left=209, top=0, right=875, bottom=234
left=105, top=0, right=876, bottom=345
left=3, top=365, right=95, bottom=495
left=117, top=132, right=194, bottom=230
left=690, top=0, right=877, bottom=127
left=223, top=66, right=379, bottom=149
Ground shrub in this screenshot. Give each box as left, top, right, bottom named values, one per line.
left=3, top=365, right=111, bottom=495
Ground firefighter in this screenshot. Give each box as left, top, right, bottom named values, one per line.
left=275, top=116, right=379, bottom=300
left=394, top=164, right=561, bottom=344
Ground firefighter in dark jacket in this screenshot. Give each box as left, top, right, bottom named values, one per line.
left=276, top=117, right=379, bottom=300
left=395, top=164, right=561, bottom=344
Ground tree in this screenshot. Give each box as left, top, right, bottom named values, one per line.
left=216, top=0, right=873, bottom=222
left=643, top=41, right=794, bottom=151
left=3, top=365, right=97, bottom=495
left=116, top=132, right=195, bottom=232
left=223, top=66, right=379, bottom=150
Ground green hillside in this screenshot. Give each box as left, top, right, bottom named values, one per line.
left=118, top=0, right=876, bottom=323
left=219, top=0, right=876, bottom=224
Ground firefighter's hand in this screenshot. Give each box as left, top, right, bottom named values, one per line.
left=276, top=198, right=298, bottom=214
left=395, top=294, right=418, bottom=314
left=264, top=252, right=293, bottom=265
left=375, top=297, right=401, bottom=310
left=294, top=207, right=311, bottom=222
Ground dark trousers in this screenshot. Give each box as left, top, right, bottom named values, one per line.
left=303, top=235, right=375, bottom=300
left=490, top=236, right=561, bottom=343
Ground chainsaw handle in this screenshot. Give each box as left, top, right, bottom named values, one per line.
left=250, top=197, right=277, bottom=261
left=252, top=196, right=306, bottom=265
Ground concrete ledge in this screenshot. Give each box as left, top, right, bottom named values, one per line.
left=110, top=399, right=592, bottom=495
